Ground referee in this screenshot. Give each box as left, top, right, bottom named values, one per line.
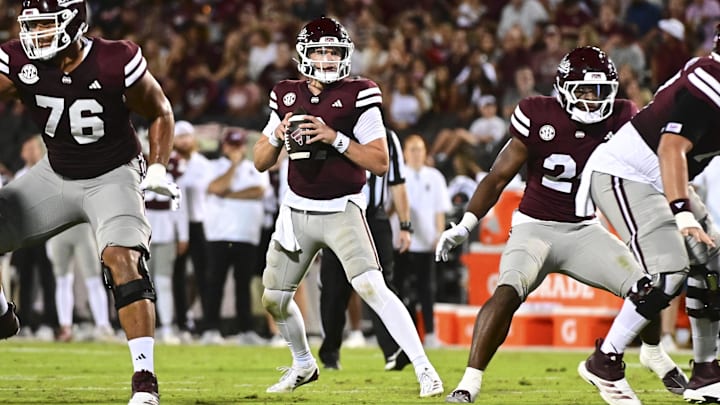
left=318, top=127, right=413, bottom=370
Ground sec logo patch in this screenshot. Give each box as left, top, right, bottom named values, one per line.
left=539, top=124, right=555, bottom=141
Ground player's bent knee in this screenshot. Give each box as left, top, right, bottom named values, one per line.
left=262, top=289, right=294, bottom=319
left=628, top=272, right=686, bottom=319
left=101, top=249, right=156, bottom=310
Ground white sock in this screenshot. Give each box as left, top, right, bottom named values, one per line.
left=128, top=337, right=155, bottom=373
left=85, top=277, right=110, bottom=328
left=601, top=298, right=649, bottom=354
left=277, top=299, right=314, bottom=367
left=690, top=317, right=720, bottom=363
left=457, top=367, right=483, bottom=398
left=351, top=271, right=431, bottom=372
left=55, top=274, right=74, bottom=327
left=154, top=275, right=174, bottom=329
left=0, top=287, right=8, bottom=315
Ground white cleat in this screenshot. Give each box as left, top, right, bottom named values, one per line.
left=578, top=361, right=641, bottom=405
left=639, top=343, right=687, bottom=395
left=445, top=388, right=475, bottom=403
left=266, top=363, right=319, bottom=393
left=128, top=392, right=159, bottom=405
left=418, top=367, right=444, bottom=398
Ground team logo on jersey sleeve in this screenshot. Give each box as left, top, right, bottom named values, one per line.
left=539, top=124, right=556, bottom=141
left=18, top=64, right=39, bottom=85
left=283, top=92, right=296, bottom=107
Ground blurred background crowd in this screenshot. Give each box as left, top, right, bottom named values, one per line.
left=0, top=0, right=718, bottom=348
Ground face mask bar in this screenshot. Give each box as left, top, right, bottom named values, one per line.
left=18, top=10, right=74, bottom=60
left=296, top=41, right=353, bottom=84
left=561, top=80, right=618, bottom=123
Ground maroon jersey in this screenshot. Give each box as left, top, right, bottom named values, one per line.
left=510, top=96, right=637, bottom=222
left=0, top=37, right=146, bottom=179
left=269, top=78, right=381, bottom=199
left=631, top=54, right=720, bottom=178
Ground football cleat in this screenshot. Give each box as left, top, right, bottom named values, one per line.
left=128, top=370, right=159, bottom=405
left=0, top=302, right=20, bottom=339
left=578, top=340, right=640, bottom=405
left=639, top=343, right=688, bottom=395
left=445, top=389, right=473, bottom=403
left=418, top=367, right=444, bottom=398
left=385, top=348, right=410, bottom=371
left=266, top=363, right=319, bottom=393
left=684, top=360, right=720, bottom=404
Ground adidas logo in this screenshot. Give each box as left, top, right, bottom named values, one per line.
left=88, top=80, right=102, bottom=90
left=135, top=353, right=147, bottom=361
left=331, top=99, right=343, bottom=108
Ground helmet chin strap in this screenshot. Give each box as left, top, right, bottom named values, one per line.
left=570, top=106, right=604, bottom=124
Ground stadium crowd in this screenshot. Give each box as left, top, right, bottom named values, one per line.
left=0, top=0, right=718, bottom=351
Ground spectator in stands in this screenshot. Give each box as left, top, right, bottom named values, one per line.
left=554, top=0, right=594, bottom=42
left=686, top=0, right=720, bottom=52
left=497, top=0, right=550, bottom=40
left=430, top=95, right=506, bottom=169
left=650, top=19, right=691, bottom=90
left=385, top=71, right=431, bottom=138
left=495, top=25, right=532, bottom=91
left=501, top=66, right=540, bottom=120
left=530, top=25, right=569, bottom=95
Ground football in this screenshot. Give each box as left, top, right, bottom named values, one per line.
left=284, top=114, right=326, bottom=160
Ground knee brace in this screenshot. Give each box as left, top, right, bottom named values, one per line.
left=628, top=272, right=685, bottom=319
left=686, top=265, right=720, bottom=321
left=102, top=254, right=156, bottom=310
left=262, top=289, right=295, bottom=320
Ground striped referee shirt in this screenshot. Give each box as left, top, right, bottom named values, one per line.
left=363, top=128, right=406, bottom=216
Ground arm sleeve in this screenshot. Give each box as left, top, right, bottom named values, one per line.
left=353, top=106, right=385, bottom=144
left=386, top=129, right=406, bottom=185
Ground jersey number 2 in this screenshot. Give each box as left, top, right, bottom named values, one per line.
left=542, top=154, right=576, bottom=193
left=36, top=95, right=105, bottom=144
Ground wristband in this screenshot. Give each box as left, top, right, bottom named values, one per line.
left=669, top=198, right=691, bottom=215
left=267, top=133, right=283, bottom=148
left=459, top=212, right=479, bottom=232
left=675, top=211, right=701, bottom=231
left=400, top=221, right=414, bottom=233
left=332, top=132, right=350, bottom=154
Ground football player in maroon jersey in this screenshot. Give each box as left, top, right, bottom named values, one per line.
left=574, top=25, right=720, bottom=405
left=253, top=16, right=443, bottom=397
left=436, top=47, right=686, bottom=404
left=0, top=1, right=178, bottom=404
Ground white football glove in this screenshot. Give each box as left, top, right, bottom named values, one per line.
left=140, top=163, right=182, bottom=211
left=435, top=212, right=479, bottom=262
left=435, top=223, right=470, bottom=262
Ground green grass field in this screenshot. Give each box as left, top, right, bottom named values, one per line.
left=0, top=341, right=693, bottom=404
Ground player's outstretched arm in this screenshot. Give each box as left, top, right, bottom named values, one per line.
left=436, top=137, right=527, bottom=261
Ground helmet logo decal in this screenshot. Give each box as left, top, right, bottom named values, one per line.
left=283, top=92, right=296, bottom=107
left=18, top=63, right=39, bottom=84
left=539, top=125, right=556, bottom=141
left=558, top=58, right=570, bottom=75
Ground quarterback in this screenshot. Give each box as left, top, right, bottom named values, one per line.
left=253, top=16, right=443, bottom=397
